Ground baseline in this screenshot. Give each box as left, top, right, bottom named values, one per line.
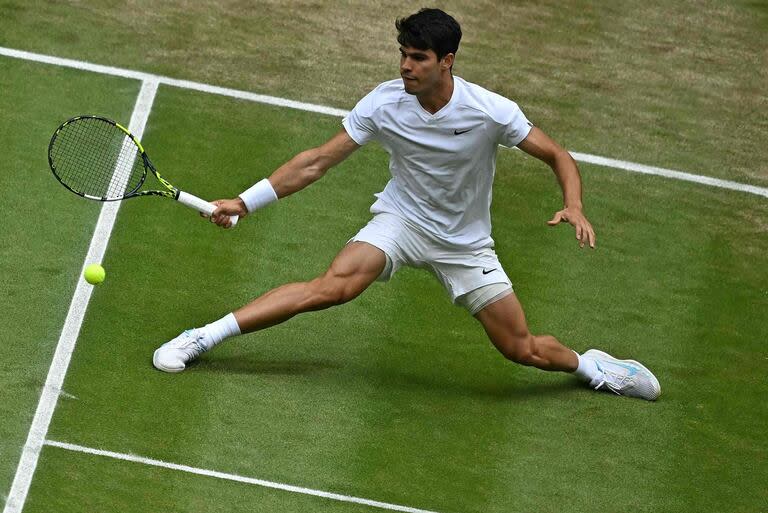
left=1, top=46, right=765, bottom=199
left=45, top=440, right=442, bottom=513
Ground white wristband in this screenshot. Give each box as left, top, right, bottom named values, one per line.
left=239, top=178, right=278, bottom=213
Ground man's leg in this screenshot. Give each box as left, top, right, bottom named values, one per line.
left=474, top=292, right=661, bottom=400
left=153, top=242, right=387, bottom=372
left=474, top=292, right=578, bottom=372
left=233, top=241, right=387, bottom=332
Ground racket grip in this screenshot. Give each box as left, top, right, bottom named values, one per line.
left=177, top=191, right=239, bottom=227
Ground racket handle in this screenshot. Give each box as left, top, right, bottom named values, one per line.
left=177, top=191, right=239, bottom=227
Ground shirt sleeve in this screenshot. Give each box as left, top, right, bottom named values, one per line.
left=496, top=99, right=533, bottom=148
left=342, top=88, right=379, bottom=146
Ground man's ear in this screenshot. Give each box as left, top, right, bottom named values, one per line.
left=441, top=53, right=455, bottom=70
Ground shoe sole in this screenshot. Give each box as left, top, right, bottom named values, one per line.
left=584, top=349, right=661, bottom=400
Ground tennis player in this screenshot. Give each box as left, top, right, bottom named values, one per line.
left=154, top=8, right=660, bottom=400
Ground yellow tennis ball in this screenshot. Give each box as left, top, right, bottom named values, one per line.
left=84, top=263, right=106, bottom=285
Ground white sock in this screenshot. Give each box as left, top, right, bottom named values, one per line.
left=200, top=313, right=241, bottom=350
left=572, top=351, right=599, bottom=382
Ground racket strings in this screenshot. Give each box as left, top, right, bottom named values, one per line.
left=50, top=118, right=146, bottom=200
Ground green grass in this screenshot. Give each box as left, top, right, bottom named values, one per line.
left=28, top=86, right=768, bottom=512
left=26, top=445, right=379, bottom=513
left=1, top=1, right=767, bottom=512
left=0, top=57, right=140, bottom=497
left=1, top=0, right=765, bottom=187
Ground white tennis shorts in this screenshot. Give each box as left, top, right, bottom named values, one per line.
left=351, top=213, right=513, bottom=308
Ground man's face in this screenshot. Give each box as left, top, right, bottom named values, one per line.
left=399, top=46, right=448, bottom=95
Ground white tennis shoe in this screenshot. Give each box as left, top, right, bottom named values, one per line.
left=153, top=329, right=208, bottom=373
left=582, top=349, right=661, bottom=401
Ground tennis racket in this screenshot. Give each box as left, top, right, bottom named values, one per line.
left=48, top=115, right=238, bottom=226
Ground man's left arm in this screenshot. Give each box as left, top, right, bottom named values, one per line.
left=516, top=127, right=596, bottom=248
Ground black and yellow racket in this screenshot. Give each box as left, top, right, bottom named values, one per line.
left=48, top=115, right=237, bottom=226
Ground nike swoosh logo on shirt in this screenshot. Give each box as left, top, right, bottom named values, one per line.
left=454, top=128, right=473, bottom=135
left=482, top=268, right=497, bottom=275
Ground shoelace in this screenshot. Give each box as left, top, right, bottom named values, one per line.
left=171, top=330, right=207, bottom=356
left=593, top=368, right=634, bottom=395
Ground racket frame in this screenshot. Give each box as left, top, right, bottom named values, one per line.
left=49, top=115, right=237, bottom=225
left=48, top=115, right=178, bottom=202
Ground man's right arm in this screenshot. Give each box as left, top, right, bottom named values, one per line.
left=209, top=129, right=360, bottom=226
left=268, top=129, right=360, bottom=198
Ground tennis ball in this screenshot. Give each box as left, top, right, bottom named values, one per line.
left=84, top=263, right=106, bottom=285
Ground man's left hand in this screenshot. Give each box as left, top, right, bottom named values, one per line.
left=547, top=207, right=596, bottom=249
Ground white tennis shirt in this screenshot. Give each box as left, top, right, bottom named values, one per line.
left=342, top=76, right=532, bottom=250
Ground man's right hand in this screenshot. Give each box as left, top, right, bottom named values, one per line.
left=207, top=198, right=248, bottom=228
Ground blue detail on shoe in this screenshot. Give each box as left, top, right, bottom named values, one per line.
left=611, top=361, right=639, bottom=377
left=595, top=359, right=638, bottom=377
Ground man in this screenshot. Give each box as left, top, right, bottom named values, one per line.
left=154, top=8, right=660, bottom=400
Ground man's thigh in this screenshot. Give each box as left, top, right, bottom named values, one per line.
left=326, top=241, right=388, bottom=295
left=474, top=292, right=532, bottom=346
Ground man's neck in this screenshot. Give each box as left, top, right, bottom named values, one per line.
left=417, top=74, right=455, bottom=114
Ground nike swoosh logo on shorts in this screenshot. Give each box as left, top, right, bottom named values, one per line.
left=454, top=128, right=472, bottom=135
left=482, top=268, right=497, bottom=275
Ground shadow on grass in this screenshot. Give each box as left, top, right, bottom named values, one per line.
left=188, top=353, right=584, bottom=401
left=188, top=355, right=342, bottom=376
left=375, top=369, right=583, bottom=402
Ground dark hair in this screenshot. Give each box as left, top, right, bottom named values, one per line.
left=395, top=8, right=462, bottom=61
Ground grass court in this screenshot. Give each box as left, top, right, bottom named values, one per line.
left=1, top=2, right=766, bottom=512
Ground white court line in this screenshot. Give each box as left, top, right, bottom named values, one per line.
left=44, top=440, right=442, bottom=513
left=2, top=80, right=159, bottom=513
left=1, top=41, right=765, bottom=511
left=569, top=151, right=768, bottom=199
left=1, top=45, right=766, bottom=199
left=0, top=46, right=347, bottom=118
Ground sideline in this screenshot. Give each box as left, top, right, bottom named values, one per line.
left=2, top=80, right=159, bottom=513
